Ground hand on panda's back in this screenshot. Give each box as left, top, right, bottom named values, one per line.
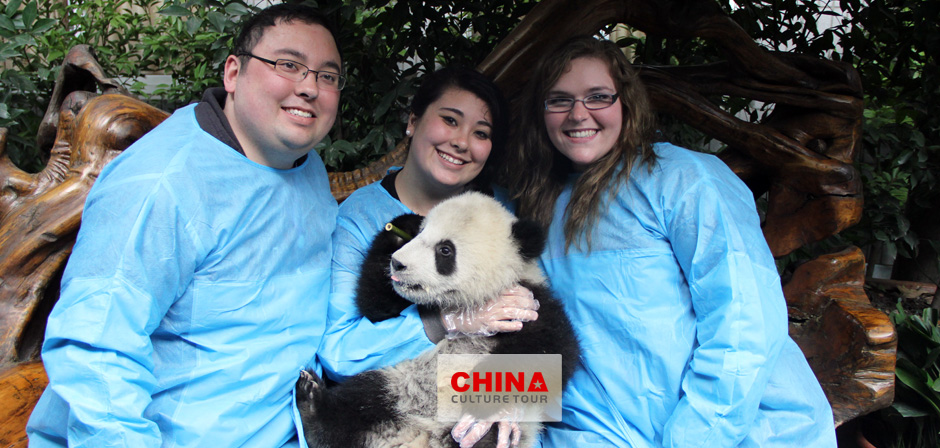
left=441, top=285, right=540, bottom=338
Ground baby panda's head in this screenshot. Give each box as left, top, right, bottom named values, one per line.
left=389, top=191, right=545, bottom=310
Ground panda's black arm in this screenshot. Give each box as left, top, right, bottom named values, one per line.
left=489, top=281, right=582, bottom=385
left=354, top=214, right=424, bottom=322
left=298, top=370, right=402, bottom=447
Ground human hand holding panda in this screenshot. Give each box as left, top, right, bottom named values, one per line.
left=440, top=285, right=540, bottom=338
left=296, top=192, right=581, bottom=448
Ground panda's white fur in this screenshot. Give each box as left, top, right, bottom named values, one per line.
left=297, top=192, right=580, bottom=448
left=390, top=191, right=545, bottom=309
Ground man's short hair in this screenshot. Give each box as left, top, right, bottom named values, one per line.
left=232, top=4, right=341, bottom=67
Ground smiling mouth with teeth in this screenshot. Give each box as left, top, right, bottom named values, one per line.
left=437, top=150, right=466, bottom=165
left=286, top=108, right=313, bottom=118
left=565, top=129, right=598, bottom=138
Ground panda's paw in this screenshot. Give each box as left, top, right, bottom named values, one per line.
left=296, top=369, right=325, bottom=419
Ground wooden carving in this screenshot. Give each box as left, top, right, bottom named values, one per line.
left=0, top=361, right=47, bottom=446
left=0, top=91, right=168, bottom=368
left=0, top=0, right=894, bottom=444
left=784, top=247, right=897, bottom=425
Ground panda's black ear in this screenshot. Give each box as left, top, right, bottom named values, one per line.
left=511, top=219, right=546, bottom=260
left=389, top=213, right=424, bottom=241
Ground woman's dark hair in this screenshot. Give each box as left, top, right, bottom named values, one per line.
left=232, top=4, right=341, bottom=68
left=409, top=66, right=509, bottom=190
left=504, top=35, right=657, bottom=252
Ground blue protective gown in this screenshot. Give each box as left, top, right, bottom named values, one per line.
left=317, top=175, right=436, bottom=380
left=538, top=143, right=836, bottom=447
left=26, top=104, right=337, bottom=448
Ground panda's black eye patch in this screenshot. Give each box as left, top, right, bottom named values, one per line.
left=435, top=240, right=456, bottom=275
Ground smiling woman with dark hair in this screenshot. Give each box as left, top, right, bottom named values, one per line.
left=317, top=65, right=540, bottom=441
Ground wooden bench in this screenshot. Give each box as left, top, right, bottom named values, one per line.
left=0, top=0, right=895, bottom=445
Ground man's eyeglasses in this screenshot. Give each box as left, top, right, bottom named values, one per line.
left=239, top=53, right=346, bottom=91
left=544, top=93, right=619, bottom=113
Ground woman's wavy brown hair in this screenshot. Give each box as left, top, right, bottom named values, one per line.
left=502, top=35, right=658, bottom=252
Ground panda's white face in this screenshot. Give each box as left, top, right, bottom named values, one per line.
left=389, top=192, right=532, bottom=310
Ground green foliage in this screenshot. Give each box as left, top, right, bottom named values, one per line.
left=875, top=304, right=940, bottom=446
left=0, top=0, right=535, bottom=172
left=841, top=105, right=929, bottom=263
left=837, top=0, right=940, bottom=281
left=0, top=0, right=254, bottom=172
left=141, top=0, right=254, bottom=109
left=1, top=0, right=63, bottom=171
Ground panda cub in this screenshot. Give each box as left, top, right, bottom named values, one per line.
left=297, top=191, right=580, bottom=448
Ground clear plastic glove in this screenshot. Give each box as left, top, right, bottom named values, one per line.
left=451, top=413, right=522, bottom=448
left=441, top=285, right=539, bottom=338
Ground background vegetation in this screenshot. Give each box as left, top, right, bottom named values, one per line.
left=0, top=0, right=538, bottom=171
left=1, top=0, right=938, bottom=444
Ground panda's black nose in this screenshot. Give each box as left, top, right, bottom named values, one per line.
left=391, top=257, right=406, bottom=272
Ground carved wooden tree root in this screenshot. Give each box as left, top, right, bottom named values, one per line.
left=0, top=0, right=895, bottom=444
left=784, top=247, right=896, bottom=425
left=0, top=93, right=169, bottom=369
left=0, top=361, right=47, bottom=446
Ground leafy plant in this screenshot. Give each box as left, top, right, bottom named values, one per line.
left=0, top=0, right=62, bottom=171
left=873, top=304, right=940, bottom=447
left=836, top=0, right=940, bottom=283
left=0, top=0, right=536, bottom=172
left=0, top=0, right=255, bottom=171
left=140, top=0, right=255, bottom=110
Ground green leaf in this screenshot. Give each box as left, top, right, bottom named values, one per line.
left=373, top=89, right=398, bottom=119
left=21, top=1, right=37, bottom=29
left=224, top=3, right=251, bottom=17
left=0, top=14, right=15, bottom=33
left=30, top=17, right=55, bottom=34
left=0, top=43, right=18, bottom=61
left=185, top=17, right=204, bottom=36
left=912, top=130, right=926, bottom=148
left=206, top=11, right=228, bottom=33
left=893, top=401, right=931, bottom=418
left=3, top=0, right=22, bottom=18
left=159, top=5, right=192, bottom=17
left=2, top=69, right=35, bottom=91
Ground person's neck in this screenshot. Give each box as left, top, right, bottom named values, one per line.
left=395, top=165, right=464, bottom=216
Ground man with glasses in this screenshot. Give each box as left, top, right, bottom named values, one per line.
left=27, top=4, right=342, bottom=447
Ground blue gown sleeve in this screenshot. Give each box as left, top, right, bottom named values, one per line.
left=38, top=173, right=199, bottom=447
left=660, top=157, right=788, bottom=447
left=317, top=206, right=435, bottom=381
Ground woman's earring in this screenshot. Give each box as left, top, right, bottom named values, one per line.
left=405, top=130, right=412, bottom=137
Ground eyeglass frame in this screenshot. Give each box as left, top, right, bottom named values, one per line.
left=237, top=53, right=347, bottom=91
left=544, top=93, right=620, bottom=113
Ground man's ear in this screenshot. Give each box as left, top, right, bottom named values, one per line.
left=223, top=55, right=242, bottom=94
left=511, top=219, right=546, bottom=261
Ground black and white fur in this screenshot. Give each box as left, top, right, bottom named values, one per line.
left=297, top=192, right=580, bottom=448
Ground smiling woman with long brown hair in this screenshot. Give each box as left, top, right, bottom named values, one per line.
left=504, top=35, right=838, bottom=447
